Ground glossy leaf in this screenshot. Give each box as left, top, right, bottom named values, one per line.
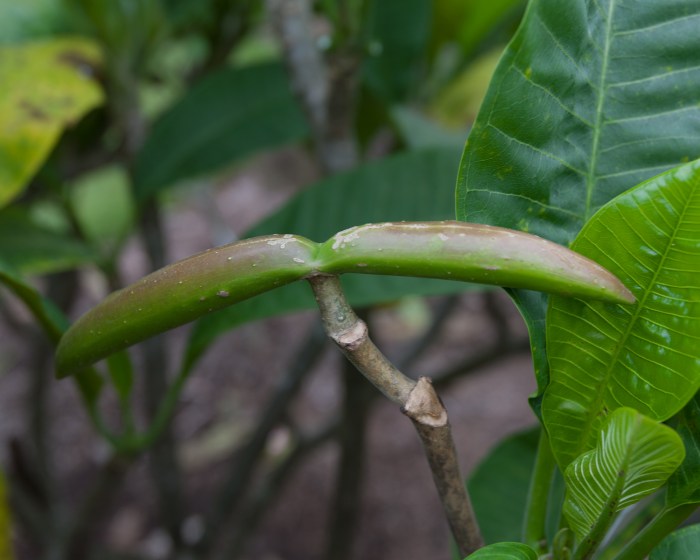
left=467, top=428, right=539, bottom=544
left=0, top=37, right=103, bottom=208
left=650, top=524, right=700, bottom=560
left=563, top=408, right=684, bottom=542
left=667, top=393, right=700, bottom=508
left=0, top=209, right=97, bottom=275
left=57, top=220, right=632, bottom=376
left=543, top=160, right=700, bottom=468
left=463, top=542, right=537, bottom=560
left=133, top=62, right=308, bottom=201
left=456, top=0, right=700, bottom=406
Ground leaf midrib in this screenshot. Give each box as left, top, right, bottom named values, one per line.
left=584, top=0, right=617, bottom=222
left=571, top=185, right=695, bottom=464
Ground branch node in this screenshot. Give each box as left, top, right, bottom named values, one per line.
left=402, top=377, right=448, bottom=428
left=333, top=321, right=368, bottom=352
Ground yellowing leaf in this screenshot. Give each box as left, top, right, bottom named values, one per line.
left=0, top=37, right=104, bottom=208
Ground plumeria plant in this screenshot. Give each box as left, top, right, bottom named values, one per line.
left=1, top=0, right=700, bottom=559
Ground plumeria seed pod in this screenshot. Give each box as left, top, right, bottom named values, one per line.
left=56, top=235, right=317, bottom=376
left=317, top=221, right=635, bottom=303
left=55, top=221, right=633, bottom=377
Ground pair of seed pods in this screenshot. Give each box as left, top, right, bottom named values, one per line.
left=56, top=221, right=634, bottom=376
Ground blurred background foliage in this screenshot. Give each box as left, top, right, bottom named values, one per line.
left=0, top=0, right=528, bottom=558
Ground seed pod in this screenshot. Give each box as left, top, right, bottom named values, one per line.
left=55, top=235, right=317, bottom=377
left=317, top=221, right=635, bottom=304
left=56, top=222, right=634, bottom=377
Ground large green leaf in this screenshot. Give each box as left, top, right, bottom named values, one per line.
left=455, top=0, right=700, bottom=405
left=0, top=209, right=97, bottom=275
left=543, top=160, right=700, bottom=468
left=467, top=428, right=539, bottom=544
left=563, top=408, right=684, bottom=542
left=0, top=37, right=104, bottom=208
left=133, top=62, right=308, bottom=201
left=464, top=542, right=537, bottom=560
left=183, top=148, right=465, bottom=370
left=650, top=524, right=700, bottom=560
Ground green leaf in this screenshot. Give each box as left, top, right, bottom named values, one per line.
left=0, top=469, right=13, bottom=560
left=391, top=107, right=466, bottom=150
left=467, top=428, right=539, bottom=544
left=133, top=62, right=308, bottom=201
left=0, top=258, right=66, bottom=343
left=0, top=209, right=97, bottom=275
left=0, top=38, right=104, bottom=208
left=455, top=0, right=700, bottom=407
left=650, top=524, right=700, bottom=560
left=363, top=0, right=431, bottom=101
left=667, top=392, right=700, bottom=508
left=0, top=0, right=72, bottom=44
left=0, top=257, right=103, bottom=407
left=563, top=408, right=684, bottom=543
left=69, top=165, right=135, bottom=252
left=543, top=160, right=700, bottom=468
left=106, top=351, right=134, bottom=406
left=463, top=542, right=537, bottom=560
left=431, top=0, right=524, bottom=59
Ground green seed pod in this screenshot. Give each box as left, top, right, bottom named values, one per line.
left=317, top=221, right=635, bottom=304
left=56, top=221, right=634, bottom=377
left=56, top=235, right=317, bottom=377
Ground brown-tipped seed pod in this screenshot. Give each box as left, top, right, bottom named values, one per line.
left=56, top=222, right=633, bottom=377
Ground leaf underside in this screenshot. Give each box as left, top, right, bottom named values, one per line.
left=650, top=524, right=700, bottom=560
left=544, top=160, right=700, bottom=468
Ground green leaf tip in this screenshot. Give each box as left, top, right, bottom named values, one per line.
left=56, top=221, right=632, bottom=377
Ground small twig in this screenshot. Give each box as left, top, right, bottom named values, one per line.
left=307, top=274, right=484, bottom=556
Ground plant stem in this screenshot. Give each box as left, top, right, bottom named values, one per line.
left=307, top=273, right=484, bottom=556
left=611, top=504, right=698, bottom=560
left=523, top=429, right=556, bottom=554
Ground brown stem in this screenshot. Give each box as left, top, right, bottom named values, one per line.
left=307, top=274, right=484, bottom=556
